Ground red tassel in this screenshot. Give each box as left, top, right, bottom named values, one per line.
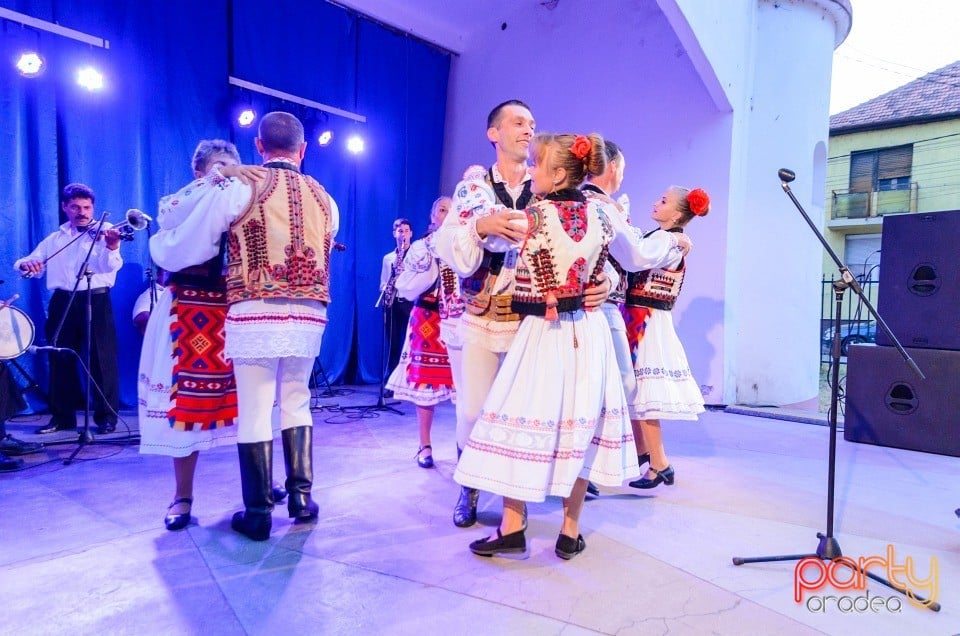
left=545, top=291, right=558, bottom=322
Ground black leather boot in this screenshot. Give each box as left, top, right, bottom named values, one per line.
left=231, top=441, right=274, bottom=541
left=453, top=446, right=479, bottom=528
left=282, top=426, right=319, bottom=522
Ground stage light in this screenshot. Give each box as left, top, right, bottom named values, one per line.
left=15, top=52, right=45, bottom=77
left=237, top=108, right=256, bottom=127
left=346, top=135, right=364, bottom=154
left=76, top=66, right=104, bottom=90
left=318, top=130, right=333, bottom=146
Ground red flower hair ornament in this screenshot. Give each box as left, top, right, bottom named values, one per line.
left=687, top=188, right=710, bottom=216
left=570, top=136, right=592, bottom=161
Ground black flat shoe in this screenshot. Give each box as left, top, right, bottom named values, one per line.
left=586, top=481, right=600, bottom=497
left=470, top=528, right=527, bottom=558
left=628, top=465, right=675, bottom=489
left=164, top=497, right=193, bottom=531
left=416, top=445, right=434, bottom=469
left=96, top=422, right=116, bottom=435
left=555, top=533, right=586, bottom=560
left=36, top=419, right=76, bottom=435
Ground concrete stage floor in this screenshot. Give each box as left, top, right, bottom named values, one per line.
left=1, top=385, right=957, bottom=635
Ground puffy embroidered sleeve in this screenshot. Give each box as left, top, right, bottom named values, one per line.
left=431, top=177, right=511, bottom=277
left=395, top=238, right=439, bottom=301
left=150, top=168, right=252, bottom=272
left=603, top=201, right=682, bottom=272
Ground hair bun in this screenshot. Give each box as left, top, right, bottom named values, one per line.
left=687, top=188, right=710, bottom=216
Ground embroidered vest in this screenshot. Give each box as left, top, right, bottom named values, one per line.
left=460, top=168, right=533, bottom=317
left=625, top=229, right=686, bottom=311
left=225, top=165, right=333, bottom=304
left=581, top=185, right=628, bottom=304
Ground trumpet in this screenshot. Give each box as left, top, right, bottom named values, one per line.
left=86, top=209, right=153, bottom=241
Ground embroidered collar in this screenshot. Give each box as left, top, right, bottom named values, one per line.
left=262, top=157, right=300, bottom=172
left=544, top=188, right=586, bottom=203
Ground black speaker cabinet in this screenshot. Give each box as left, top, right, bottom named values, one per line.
left=876, top=209, right=960, bottom=350
left=844, top=344, right=960, bottom=457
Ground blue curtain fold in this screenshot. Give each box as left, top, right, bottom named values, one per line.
left=0, top=0, right=449, bottom=408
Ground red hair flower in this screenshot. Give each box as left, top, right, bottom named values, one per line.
left=570, top=136, right=591, bottom=161
left=687, top=188, right=710, bottom=216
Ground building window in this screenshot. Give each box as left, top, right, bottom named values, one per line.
left=849, top=145, right=913, bottom=193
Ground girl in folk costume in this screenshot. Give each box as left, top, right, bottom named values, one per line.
left=623, top=186, right=710, bottom=490
left=140, top=140, right=282, bottom=531
left=455, top=133, right=662, bottom=560
left=385, top=197, right=463, bottom=468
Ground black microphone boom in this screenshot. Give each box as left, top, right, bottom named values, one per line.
left=778, top=168, right=796, bottom=183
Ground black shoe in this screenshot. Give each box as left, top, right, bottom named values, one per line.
left=164, top=497, right=193, bottom=531
left=416, top=445, right=434, bottom=468
left=0, top=452, right=22, bottom=472
left=629, top=465, right=675, bottom=489
left=586, top=481, right=600, bottom=497
left=470, top=528, right=527, bottom=558
left=0, top=434, right=43, bottom=456
left=36, top=418, right=76, bottom=435
left=453, top=486, right=479, bottom=527
left=555, top=533, right=587, bottom=560
left=96, top=421, right=116, bottom=435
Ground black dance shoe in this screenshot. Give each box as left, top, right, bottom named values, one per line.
left=0, top=434, right=43, bottom=456
left=164, top=497, right=193, bottom=531
left=416, top=445, right=434, bottom=469
left=555, top=533, right=587, bottom=560
left=96, top=421, right=116, bottom=434
left=36, top=417, right=76, bottom=435
left=0, top=452, right=22, bottom=472
left=453, top=487, right=479, bottom=527
left=470, top=528, right=527, bottom=558
left=628, top=465, right=675, bottom=489
left=586, top=481, right=600, bottom=497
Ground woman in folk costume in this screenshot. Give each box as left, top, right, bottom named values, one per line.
left=140, top=140, right=282, bottom=531
left=454, top=133, right=679, bottom=560
left=385, top=196, right=463, bottom=468
left=623, top=186, right=710, bottom=490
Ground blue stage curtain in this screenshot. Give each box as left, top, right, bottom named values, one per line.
left=0, top=0, right=449, bottom=408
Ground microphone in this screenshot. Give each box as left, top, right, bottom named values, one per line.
left=778, top=168, right=796, bottom=183
left=27, top=345, right=71, bottom=354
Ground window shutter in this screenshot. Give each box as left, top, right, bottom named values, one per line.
left=849, top=152, right=876, bottom=193
left=878, top=145, right=913, bottom=180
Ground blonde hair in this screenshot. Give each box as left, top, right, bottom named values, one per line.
left=429, top=196, right=451, bottom=231
left=531, top=133, right=606, bottom=189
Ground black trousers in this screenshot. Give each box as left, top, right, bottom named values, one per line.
left=0, top=363, right=27, bottom=437
left=44, top=289, right=119, bottom=425
left=385, top=298, right=412, bottom=377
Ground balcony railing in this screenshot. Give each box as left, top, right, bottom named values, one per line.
left=830, top=182, right=918, bottom=219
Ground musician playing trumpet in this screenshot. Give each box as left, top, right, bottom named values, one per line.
left=13, top=183, right=122, bottom=435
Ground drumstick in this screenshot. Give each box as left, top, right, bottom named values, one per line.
left=0, top=294, right=19, bottom=310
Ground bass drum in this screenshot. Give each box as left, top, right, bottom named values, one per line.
left=0, top=306, right=35, bottom=359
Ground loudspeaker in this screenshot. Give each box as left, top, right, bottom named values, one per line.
left=844, top=344, right=960, bottom=457
left=876, top=209, right=960, bottom=350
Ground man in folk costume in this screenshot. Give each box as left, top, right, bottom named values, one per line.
left=150, top=112, right=338, bottom=541
left=431, top=100, right=612, bottom=527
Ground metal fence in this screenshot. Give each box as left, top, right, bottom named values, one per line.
left=820, top=276, right=879, bottom=363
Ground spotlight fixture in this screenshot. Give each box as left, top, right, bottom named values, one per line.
left=318, top=130, right=333, bottom=146
left=346, top=135, right=364, bottom=154
left=76, top=66, right=104, bottom=90
left=237, top=108, right=256, bottom=127
left=15, top=52, right=45, bottom=77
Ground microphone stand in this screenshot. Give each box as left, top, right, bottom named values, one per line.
left=731, top=169, right=939, bottom=612
left=342, top=246, right=405, bottom=417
